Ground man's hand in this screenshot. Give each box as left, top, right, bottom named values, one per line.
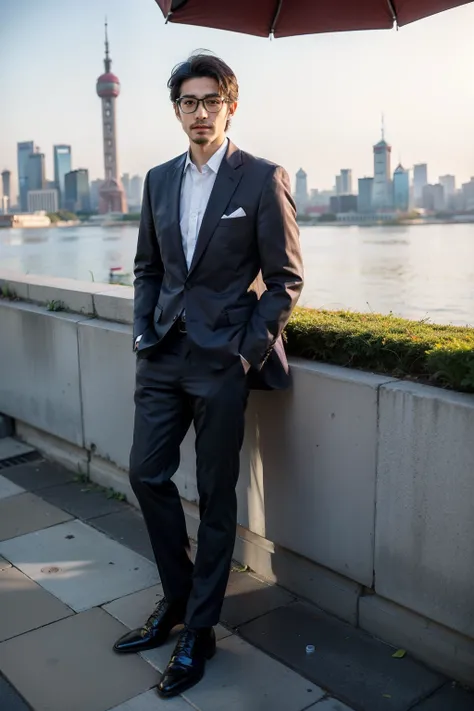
left=134, top=334, right=143, bottom=351
left=240, top=354, right=251, bottom=374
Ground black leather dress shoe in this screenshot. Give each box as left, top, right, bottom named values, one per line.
left=157, top=626, right=216, bottom=698
left=113, top=597, right=186, bottom=654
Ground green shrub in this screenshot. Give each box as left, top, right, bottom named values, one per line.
left=285, top=308, right=474, bottom=393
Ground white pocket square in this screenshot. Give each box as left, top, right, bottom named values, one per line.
left=221, top=207, right=246, bottom=219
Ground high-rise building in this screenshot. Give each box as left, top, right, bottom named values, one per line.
left=27, top=189, right=59, bottom=213
left=89, top=179, right=102, bottom=211
left=358, top=177, right=373, bottom=213
left=413, top=164, right=428, bottom=207
left=1, top=170, right=11, bottom=213
left=96, top=22, right=127, bottom=214
left=422, top=184, right=445, bottom=212
left=294, top=168, right=308, bottom=213
left=461, top=178, right=474, bottom=211
left=65, top=169, right=91, bottom=213
left=372, top=122, right=392, bottom=210
left=129, top=174, right=144, bottom=208
left=330, top=195, right=358, bottom=214
left=393, top=164, right=410, bottom=212
left=54, top=145, right=72, bottom=208
left=340, top=169, right=352, bottom=195
left=439, top=175, right=455, bottom=197
left=27, top=152, right=46, bottom=193
left=335, top=169, right=352, bottom=196
left=17, top=140, right=35, bottom=211
left=121, top=173, right=130, bottom=197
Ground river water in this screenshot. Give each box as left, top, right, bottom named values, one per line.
left=1, top=222, right=473, bottom=326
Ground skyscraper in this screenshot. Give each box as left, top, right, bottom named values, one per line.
left=65, top=169, right=91, bottom=213
left=54, top=145, right=72, bottom=208
left=1, top=170, right=11, bottom=213
left=295, top=168, right=308, bottom=213
left=358, top=177, right=373, bottom=213
left=96, top=21, right=127, bottom=214
left=130, top=174, right=144, bottom=207
left=17, top=141, right=35, bottom=211
left=27, top=152, right=46, bottom=193
left=372, top=120, right=392, bottom=210
left=340, top=169, right=352, bottom=195
left=413, top=164, right=428, bottom=207
left=393, top=164, right=410, bottom=212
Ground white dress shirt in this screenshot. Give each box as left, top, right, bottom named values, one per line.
left=180, top=137, right=228, bottom=269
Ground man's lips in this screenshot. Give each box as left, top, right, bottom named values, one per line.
left=192, top=125, right=211, bottom=130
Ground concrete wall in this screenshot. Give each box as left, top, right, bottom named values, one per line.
left=1, top=270, right=474, bottom=685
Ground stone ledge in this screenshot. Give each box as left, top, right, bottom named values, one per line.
left=0, top=269, right=134, bottom=319
left=93, top=287, right=133, bottom=324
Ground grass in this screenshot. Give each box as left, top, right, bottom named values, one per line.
left=285, top=308, right=474, bottom=393
left=73, top=472, right=127, bottom=501
left=46, top=299, right=67, bottom=312
left=0, top=283, right=18, bottom=300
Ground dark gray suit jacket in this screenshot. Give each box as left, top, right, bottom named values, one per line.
left=133, top=140, right=304, bottom=390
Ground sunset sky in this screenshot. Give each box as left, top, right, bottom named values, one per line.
left=1, top=0, right=473, bottom=201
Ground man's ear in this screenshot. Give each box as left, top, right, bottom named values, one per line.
left=228, top=101, right=238, bottom=118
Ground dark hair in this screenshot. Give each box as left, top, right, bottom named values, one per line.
left=167, top=51, right=239, bottom=105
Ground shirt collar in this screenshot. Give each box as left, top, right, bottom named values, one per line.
left=184, top=137, right=229, bottom=174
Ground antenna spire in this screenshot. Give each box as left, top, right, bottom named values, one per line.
left=104, top=18, right=111, bottom=72
left=381, top=113, right=385, bottom=141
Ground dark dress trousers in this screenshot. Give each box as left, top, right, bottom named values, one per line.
left=130, top=140, right=304, bottom=628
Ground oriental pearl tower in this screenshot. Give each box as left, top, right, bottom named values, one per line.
left=96, top=21, right=127, bottom=214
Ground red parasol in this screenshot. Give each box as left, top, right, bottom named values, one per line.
left=154, top=0, right=472, bottom=38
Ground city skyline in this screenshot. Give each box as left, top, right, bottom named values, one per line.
left=1, top=0, right=473, bottom=200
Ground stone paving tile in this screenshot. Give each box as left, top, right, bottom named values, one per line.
left=0, top=459, right=76, bottom=491
left=410, top=682, right=474, bottom=710
left=239, top=602, right=445, bottom=711
left=0, top=492, right=72, bottom=541
left=0, top=438, right=35, bottom=461
left=0, top=607, right=157, bottom=711
left=0, top=519, right=159, bottom=611
left=103, top=584, right=231, bottom=643
left=38, top=480, right=128, bottom=520
left=107, top=688, right=195, bottom=710
left=308, top=699, right=356, bottom=710
left=0, top=554, right=12, bottom=570
left=0, top=474, right=24, bottom=499
left=221, top=570, right=296, bottom=628
left=0, top=673, right=32, bottom=711
left=143, top=633, right=324, bottom=711
left=0, top=567, right=73, bottom=642
left=91, top=508, right=155, bottom=561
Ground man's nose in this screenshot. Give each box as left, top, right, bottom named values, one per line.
left=195, top=101, right=208, bottom=120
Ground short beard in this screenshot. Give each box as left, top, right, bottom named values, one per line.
left=191, top=136, right=210, bottom=146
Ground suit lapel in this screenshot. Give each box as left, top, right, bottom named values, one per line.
left=166, top=153, right=188, bottom=277
left=187, top=143, right=244, bottom=278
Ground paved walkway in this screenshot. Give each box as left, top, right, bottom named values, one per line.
left=0, top=436, right=472, bottom=711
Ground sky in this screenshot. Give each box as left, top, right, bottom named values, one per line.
left=1, top=0, right=473, bottom=202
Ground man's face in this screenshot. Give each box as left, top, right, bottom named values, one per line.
left=174, top=76, right=237, bottom=147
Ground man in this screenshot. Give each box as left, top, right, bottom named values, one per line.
left=113, top=52, right=304, bottom=699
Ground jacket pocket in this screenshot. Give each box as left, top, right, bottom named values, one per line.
left=224, top=306, right=254, bottom=325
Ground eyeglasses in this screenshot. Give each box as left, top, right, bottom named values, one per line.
left=176, top=96, right=227, bottom=114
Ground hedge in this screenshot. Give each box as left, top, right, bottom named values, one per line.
left=285, top=308, right=474, bottom=394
